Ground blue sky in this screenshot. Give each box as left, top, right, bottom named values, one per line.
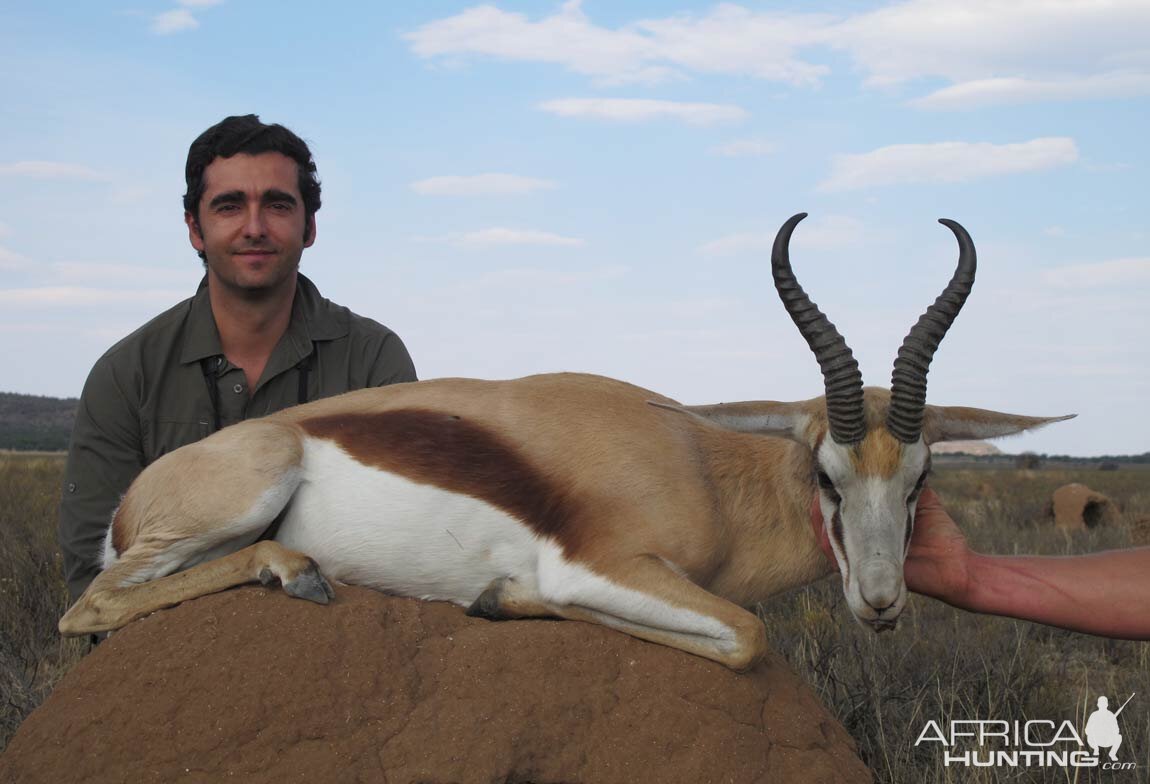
left=1, top=1, right=1147, bottom=455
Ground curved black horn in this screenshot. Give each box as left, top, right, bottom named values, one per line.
left=887, top=219, right=977, bottom=443
left=772, top=213, right=866, bottom=445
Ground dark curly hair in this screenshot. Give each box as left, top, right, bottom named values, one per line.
left=184, top=115, right=322, bottom=259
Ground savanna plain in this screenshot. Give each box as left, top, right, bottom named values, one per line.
left=1, top=451, right=1147, bottom=783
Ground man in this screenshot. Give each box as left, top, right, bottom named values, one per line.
left=59, top=115, right=416, bottom=603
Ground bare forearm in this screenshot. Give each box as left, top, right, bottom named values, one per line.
left=955, top=548, right=1150, bottom=640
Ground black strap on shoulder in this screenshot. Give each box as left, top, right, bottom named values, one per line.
left=296, top=353, right=312, bottom=406
left=200, top=356, right=223, bottom=432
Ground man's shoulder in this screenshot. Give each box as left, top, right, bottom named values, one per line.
left=301, top=276, right=416, bottom=383
left=343, top=307, right=402, bottom=342
left=301, top=275, right=401, bottom=343
left=96, top=294, right=197, bottom=370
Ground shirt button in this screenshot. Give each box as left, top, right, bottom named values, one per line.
left=68, top=482, right=76, bottom=493
left=233, top=383, right=244, bottom=394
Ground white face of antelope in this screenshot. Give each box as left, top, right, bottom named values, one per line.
left=814, top=429, right=930, bottom=630
left=768, top=212, right=975, bottom=628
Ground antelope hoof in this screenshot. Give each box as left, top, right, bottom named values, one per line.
left=466, top=580, right=508, bottom=620
left=275, top=559, right=335, bottom=605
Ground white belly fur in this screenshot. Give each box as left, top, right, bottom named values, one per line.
left=278, top=436, right=543, bottom=605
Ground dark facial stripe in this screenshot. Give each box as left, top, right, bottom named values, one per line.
left=831, top=508, right=849, bottom=584
left=299, top=409, right=583, bottom=552
left=904, top=511, right=914, bottom=554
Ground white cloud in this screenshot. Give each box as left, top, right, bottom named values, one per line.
left=629, top=5, right=831, bottom=86
left=151, top=1, right=221, bottom=34
left=0, top=246, right=31, bottom=272
left=819, top=137, right=1079, bottom=192
left=791, top=215, right=869, bottom=250
left=831, top=0, right=1150, bottom=87
left=708, top=138, right=776, bottom=158
left=49, top=262, right=198, bottom=287
left=152, top=8, right=199, bottom=34
left=912, top=71, right=1150, bottom=110
left=539, top=98, right=746, bottom=126
left=483, top=265, right=626, bottom=286
left=698, top=232, right=770, bottom=257
left=410, top=173, right=557, bottom=196
left=1043, top=258, right=1150, bottom=288
left=699, top=214, right=868, bottom=256
left=0, top=287, right=187, bottom=307
left=405, top=1, right=829, bottom=87
left=0, top=161, right=106, bottom=180
left=1082, top=160, right=1132, bottom=173
left=408, top=2, right=1149, bottom=108
left=459, top=228, right=584, bottom=247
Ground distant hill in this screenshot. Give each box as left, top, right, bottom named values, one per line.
left=0, top=391, right=1145, bottom=465
left=0, top=392, right=78, bottom=451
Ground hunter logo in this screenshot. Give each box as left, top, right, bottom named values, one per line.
left=1086, top=694, right=1134, bottom=761
left=915, top=693, right=1137, bottom=771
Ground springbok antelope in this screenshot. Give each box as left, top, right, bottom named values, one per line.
left=59, top=214, right=1071, bottom=670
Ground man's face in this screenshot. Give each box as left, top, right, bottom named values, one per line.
left=185, top=152, right=315, bottom=296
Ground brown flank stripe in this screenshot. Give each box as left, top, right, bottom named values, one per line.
left=299, top=408, right=583, bottom=551
left=110, top=499, right=132, bottom=556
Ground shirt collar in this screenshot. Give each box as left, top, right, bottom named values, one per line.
left=179, top=273, right=350, bottom=367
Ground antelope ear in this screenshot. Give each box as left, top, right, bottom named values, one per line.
left=648, top=400, right=811, bottom=441
left=922, top=404, right=1075, bottom=444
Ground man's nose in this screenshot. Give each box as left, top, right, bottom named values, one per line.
left=243, top=206, right=267, bottom=238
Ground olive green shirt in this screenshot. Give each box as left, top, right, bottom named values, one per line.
left=59, top=274, right=416, bottom=601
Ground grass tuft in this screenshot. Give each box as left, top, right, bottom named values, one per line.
left=0, top=454, right=86, bottom=751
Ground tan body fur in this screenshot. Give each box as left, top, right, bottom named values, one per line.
left=61, top=369, right=1067, bottom=669
left=62, top=373, right=840, bottom=669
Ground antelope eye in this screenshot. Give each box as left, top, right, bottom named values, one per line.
left=816, top=470, right=835, bottom=491
left=909, top=470, right=929, bottom=499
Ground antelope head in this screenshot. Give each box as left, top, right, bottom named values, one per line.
left=660, top=213, right=1072, bottom=631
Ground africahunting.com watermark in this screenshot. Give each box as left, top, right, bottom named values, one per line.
left=915, top=693, right=1137, bottom=771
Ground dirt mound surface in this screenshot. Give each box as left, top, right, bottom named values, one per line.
left=2, top=587, right=869, bottom=784
left=1051, top=483, right=1118, bottom=530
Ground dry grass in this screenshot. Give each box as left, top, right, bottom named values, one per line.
left=0, top=453, right=86, bottom=751
left=763, top=466, right=1150, bottom=783
left=2, top=455, right=1148, bottom=782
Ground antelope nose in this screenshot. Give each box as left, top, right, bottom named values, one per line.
left=858, top=560, right=901, bottom=612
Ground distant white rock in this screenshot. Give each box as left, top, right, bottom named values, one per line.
left=930, top=440, right=1003, bottom=456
